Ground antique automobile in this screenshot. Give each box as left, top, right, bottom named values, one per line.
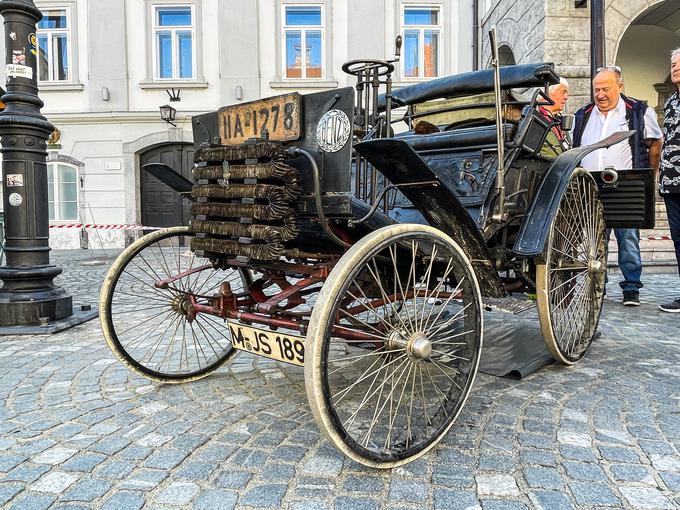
left=99, top=34, right=655, bottom=468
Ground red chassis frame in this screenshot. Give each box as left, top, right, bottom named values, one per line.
left=151, top=255, right=459, bottom=344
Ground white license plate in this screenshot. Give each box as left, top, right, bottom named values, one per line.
left=227, top=321, right=305, bottom=366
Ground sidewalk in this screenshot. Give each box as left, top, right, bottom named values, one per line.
left=0, top=250, right=678, bottom=509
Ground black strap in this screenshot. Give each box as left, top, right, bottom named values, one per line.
left=574, top=106, right=594, bottom=148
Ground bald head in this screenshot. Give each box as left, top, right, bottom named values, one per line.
left=593, top=68, right=623, bottom=113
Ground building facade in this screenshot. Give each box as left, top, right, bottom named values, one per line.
left=0, top=0, right=475, bottom=249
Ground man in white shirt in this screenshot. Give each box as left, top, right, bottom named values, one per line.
left=572, top=66, right=663, bottom=306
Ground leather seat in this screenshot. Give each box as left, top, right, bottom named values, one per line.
left=397, top=124, right=517, bottom=152
left=377, top=63, right=559, bottom=110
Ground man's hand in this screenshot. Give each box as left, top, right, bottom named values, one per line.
left=646, top=138, right=663, bottom=174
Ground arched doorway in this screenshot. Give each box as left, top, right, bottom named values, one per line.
left=485, top=44, right=516, bottom=68
left=139, top=143, right=194, bottom=228
left=616, top=1, right=680, bottom=112
left=498, top=44, right=516, bottom=66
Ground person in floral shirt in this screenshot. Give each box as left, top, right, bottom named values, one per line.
left=659, top=48, right=680, bottom=312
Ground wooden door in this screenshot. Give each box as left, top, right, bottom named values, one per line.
left=140, top=144, right=193, bottom=227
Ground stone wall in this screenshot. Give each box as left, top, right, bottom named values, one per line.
left=481, top=0, right=547, bottom=67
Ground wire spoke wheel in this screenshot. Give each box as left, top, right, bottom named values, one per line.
left=100, top=226, right=248, bottom=382
left=305, top=225, right=483, bottom=468
left=536, top=170, right=606, bottom=364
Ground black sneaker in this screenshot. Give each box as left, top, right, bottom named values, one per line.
left=622, top=291, right=640, bottom=306
left=659, top=297, right=680, bottom=313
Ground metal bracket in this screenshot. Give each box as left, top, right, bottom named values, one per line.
left=218, top=161, right=230, bottom=188
left=321, top=93, right=341, bottom=115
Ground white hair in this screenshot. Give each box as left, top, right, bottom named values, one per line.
left=549, top=77, right=569, bottom=94
left=595, top=66, right=623, bottom=84
left=672, top=47, right=680, bottom=61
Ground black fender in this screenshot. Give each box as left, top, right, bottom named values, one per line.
left=354, top=138, right=504, bottom=298
left=513, top=130, right=634, bottom=256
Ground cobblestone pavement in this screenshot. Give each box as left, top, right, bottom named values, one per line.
left=0, top=249, right=679, bottom=510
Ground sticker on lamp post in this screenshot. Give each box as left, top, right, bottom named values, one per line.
left=8, top=193, right=23, bottom=207
left=6, top=64, right=32, bottom=80
left=6, top=174, right=23, bottom=187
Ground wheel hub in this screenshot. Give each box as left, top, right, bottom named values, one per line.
left=386, top=330, right=407, bottom=351
left=171, top=296, right=191, bottom=316
left=589, top=259, right=603, bottom=274
left=386, top=330, right=432, bottom=360
left=407, top=332, right=432, bottom=360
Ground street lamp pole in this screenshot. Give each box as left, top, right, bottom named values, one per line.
left=590, top=0, right=605, bottom=92
left=0, top=0, right=72, bottom=326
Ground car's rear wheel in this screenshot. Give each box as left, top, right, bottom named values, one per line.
left=536, top=170, right=607, bottom=365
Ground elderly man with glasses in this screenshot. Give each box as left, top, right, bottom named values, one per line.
left=572, top=66, right=663, bottom=307
left=658, top=49, right=680, bottom=313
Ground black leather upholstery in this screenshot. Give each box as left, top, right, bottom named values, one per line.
left=378, top=63, right=559, bottom=110
left=397, top=124, right=517, bottom=152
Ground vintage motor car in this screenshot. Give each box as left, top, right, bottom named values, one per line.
left=99, top=35, right=655, bottom=468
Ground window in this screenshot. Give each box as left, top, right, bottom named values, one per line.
left=402, top=5, right=441, bottom=79
left=37, top=7, right=71, bottom=82
left=283, top=5, right=323, bottom=79
left=153, top=5, right=195, bottom=80
left=48, top=163, right=78, bottom=221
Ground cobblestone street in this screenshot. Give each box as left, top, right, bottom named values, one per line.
left=0, top=249, right=678, bottom=509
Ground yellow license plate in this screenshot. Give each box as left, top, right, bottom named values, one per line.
left=227, top=320, right=305, bottom=366
left=218, top=93, right=302, bottom=145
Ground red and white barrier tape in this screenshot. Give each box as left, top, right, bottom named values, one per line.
left=48, top=224, right=673, bottom=240
left=49, top=223, right=163, bottom=231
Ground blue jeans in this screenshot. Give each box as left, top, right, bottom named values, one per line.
left=607, top=228, right=643, bottom=292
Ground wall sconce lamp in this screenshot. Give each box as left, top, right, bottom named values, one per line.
left=159, top=104, right=177, bottom=126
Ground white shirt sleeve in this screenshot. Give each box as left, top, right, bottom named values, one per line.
left=643, top=106, right=663, bottom=140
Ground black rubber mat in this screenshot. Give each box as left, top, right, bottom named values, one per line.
left=479, top=300, right=553, bottom=379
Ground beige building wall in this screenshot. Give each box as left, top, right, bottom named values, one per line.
left=0, top=0, right=475, bottom=249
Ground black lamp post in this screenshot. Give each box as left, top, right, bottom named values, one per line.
left=0, top=0, right=72, bottom=326
left=590, top=0, right=605, bottom=89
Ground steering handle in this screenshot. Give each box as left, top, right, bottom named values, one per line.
left=342, top=59, right=395, bottom=77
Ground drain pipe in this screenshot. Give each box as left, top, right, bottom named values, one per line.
left=472, top=0, right=479, bottom=70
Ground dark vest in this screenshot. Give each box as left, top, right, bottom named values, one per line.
left=572, top=94, right=649, bottom=169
